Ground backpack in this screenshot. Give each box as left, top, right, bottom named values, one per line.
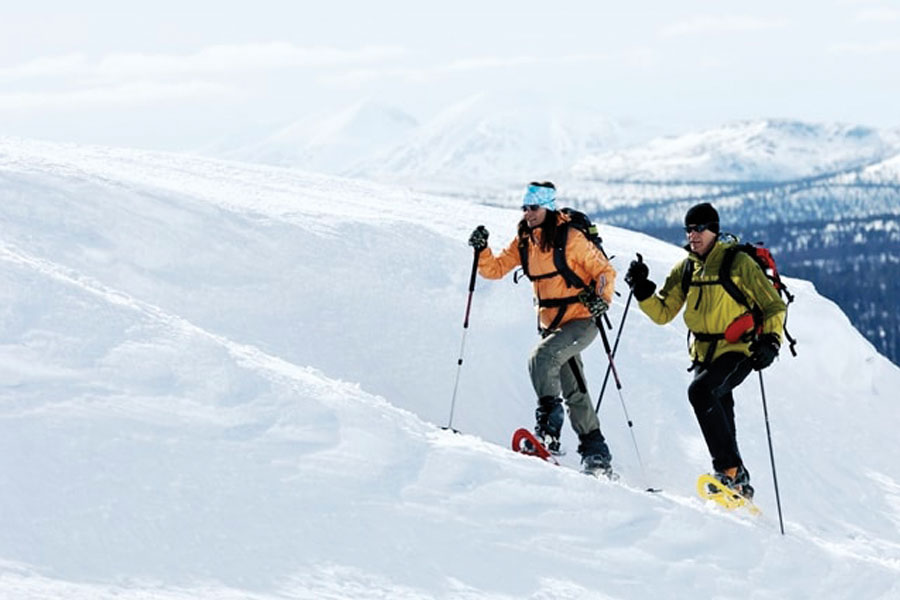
left=516, top=207, right=609, bottom=290
left=515, top=208, right=611, bottom=332
left=680, top=234, right=798, bottom=358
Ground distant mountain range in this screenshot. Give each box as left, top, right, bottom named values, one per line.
left=208, top=94, right=657, bottom=186
left=205, top=99, right=420, bottom=173
left=347, top=94, right=644, bottom=186
left=198, top=101, right=900, bottom=365
left=203, top=99, right=900, bottom=187
left=572, top=119, right=900, bottom=182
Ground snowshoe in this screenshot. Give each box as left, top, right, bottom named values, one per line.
left=697, top=466, right=760, bottom=514
left=511, top=428, right=559, bottom=465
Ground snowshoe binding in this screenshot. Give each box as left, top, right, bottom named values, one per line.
left=711, top=466, right=754, bottom=500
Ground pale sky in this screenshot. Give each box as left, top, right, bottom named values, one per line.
left=1, top=0, right=898, bottom=150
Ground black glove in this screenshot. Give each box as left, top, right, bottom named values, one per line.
left=625, top=258, right=656, bottom=301
left=749, top=333, right=780, bottom=371
left=578, top=289, right=609, bottom=318
left=624, top=259, right=648, bottom=288
left=468, top=225, right=489, bottom=251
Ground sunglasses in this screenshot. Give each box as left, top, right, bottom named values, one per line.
left=684, top=223, right=714, bottom=234
left=522, top=204, right=542, bottom=212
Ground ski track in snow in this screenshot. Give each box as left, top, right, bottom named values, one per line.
left=1, top=139, right=900, bottom=599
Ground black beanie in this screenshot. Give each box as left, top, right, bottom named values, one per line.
left=684, top=203, right=720, bottom=233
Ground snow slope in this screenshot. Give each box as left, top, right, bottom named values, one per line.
left=1, top=138, right=899, bottom=599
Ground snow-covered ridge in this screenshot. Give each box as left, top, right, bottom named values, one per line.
left=194, top=96, right=900, bottom=192
left=572, top=119, right=900, bottom=183
left=1, top=139, right=899, bottom=599
left=349, top=93, right=635, bottom=186
left=211, top=99, right=419, bottom=173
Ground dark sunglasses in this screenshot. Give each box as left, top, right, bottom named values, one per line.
left=522, top=204, right=542, bottom=212
left=684, top=223, right=714, bottom=234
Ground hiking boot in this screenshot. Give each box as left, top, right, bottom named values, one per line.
left=577, top=429, right=613, bottom=477
left=534, top=396, right=564, bottom=454
left=711, top=465, right=754, bottom=500
left=581, top=453, right=615, bottom=478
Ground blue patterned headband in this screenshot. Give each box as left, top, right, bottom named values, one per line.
left=523, top=185, right=556, bottom=210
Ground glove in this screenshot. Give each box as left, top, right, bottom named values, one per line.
left=625, top=258, right=656, bottom=301
left=749, top=333, right=780, bottom=371
left=468, top=225, right=489, bottom=251
left=578, top=289, right=609, bottom=318
left=624, top=259, right=648, bottom=288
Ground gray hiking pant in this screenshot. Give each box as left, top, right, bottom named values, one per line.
left=528, top=318, right=600, bottom=436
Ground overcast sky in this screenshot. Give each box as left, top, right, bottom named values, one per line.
left=1, top=0, right=898, bottom=151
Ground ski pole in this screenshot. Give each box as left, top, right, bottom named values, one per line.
left=596, top=319, right=655, bottom=491
left=594, top=289, right=634, bottom=414
left=445, top=246, right=482, bottom=432
left=596, top=252, right=643, bottom=413
left=759, top=371, right=785, bottom=535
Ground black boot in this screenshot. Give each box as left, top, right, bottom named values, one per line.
left=534, top=396, right=564, bottom=454
left=712, top=465, right=754, bottom=500
left=578, top=429, right=613, bottom=478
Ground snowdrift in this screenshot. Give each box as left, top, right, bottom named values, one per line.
left=1, top=138, right=899, bottom=599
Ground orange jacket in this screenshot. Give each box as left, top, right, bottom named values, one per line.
left=477, top=212, right=616, bottom=330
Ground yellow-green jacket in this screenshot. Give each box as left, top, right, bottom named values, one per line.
left=638, top=241, right=786, bottom=364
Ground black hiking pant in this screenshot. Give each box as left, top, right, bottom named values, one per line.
left=687, top=351, right=753, bottom=473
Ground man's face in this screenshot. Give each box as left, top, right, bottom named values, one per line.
left=686, top=223, right=717, bottom=256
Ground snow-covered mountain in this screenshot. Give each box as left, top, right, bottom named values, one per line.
left=572, top=119, right=900, bottom=182
left=1, top=138, right=900, bottom=598
left=849, top=151, right=900, bottom=184
left=209, top=99, right=419, bottom=173
left=349, top=93, right=645, bottom=187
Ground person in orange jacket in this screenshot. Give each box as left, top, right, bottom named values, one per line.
left=468, top=181, right=617, bottom=475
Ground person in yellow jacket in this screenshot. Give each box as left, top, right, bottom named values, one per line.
left=468, top=181, right=617, bottom=475
left=624, top=202, right=785, bottom=498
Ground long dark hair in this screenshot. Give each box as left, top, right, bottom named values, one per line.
left=518, top=181, right=558, bottom=252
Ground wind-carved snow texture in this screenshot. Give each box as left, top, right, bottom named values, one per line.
left=1, top=138, right=899, bottom=599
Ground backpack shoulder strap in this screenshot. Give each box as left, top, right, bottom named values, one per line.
left=681, top=246, right=751, bottom=311
left=516, top=228, right=531, bottom=279
left=719, top=245, right=752, bottom=310
left=517, top=230, right=531, bottom=278
left=516, top=226, right=563, bottom=283
left=552, top=222, right=588, bottom=290
left=680, top=257, right=693, bottom=297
